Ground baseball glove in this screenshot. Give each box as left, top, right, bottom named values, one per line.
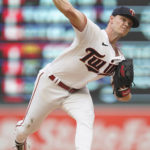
left=113, top=59, right=134, bottom=97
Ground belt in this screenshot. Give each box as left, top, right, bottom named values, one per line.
left=49, top=75, right=78, bottom=93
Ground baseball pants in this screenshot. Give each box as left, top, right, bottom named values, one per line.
left=15, top=66, right=95, bottom=150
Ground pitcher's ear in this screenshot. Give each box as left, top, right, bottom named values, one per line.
left=109, top=15, right=115, bottom=24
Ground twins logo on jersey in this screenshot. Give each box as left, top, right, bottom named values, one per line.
left=80, top=47, right=117, bottom=76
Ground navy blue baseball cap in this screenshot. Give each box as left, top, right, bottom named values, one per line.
left=112, top=6, right=139, bottom=28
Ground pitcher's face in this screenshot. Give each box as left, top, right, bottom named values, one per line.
left=110, top=15, right=133, bottom=37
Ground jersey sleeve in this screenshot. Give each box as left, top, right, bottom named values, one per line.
left=72, top=18, right=102, bottom=43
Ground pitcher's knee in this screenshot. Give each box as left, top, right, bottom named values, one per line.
left=77, top=111, right=95, bottom=129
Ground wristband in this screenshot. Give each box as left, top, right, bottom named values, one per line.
left=116, top=87, right=131, bottom=97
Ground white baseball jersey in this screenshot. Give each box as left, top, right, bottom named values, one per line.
left=48, top=18, right=125, bottom=89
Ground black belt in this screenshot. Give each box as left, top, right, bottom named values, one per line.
left=49, top=75, right=78, bottom=93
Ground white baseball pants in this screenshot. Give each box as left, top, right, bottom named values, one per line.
left=15, top=65, right=95, bottom=150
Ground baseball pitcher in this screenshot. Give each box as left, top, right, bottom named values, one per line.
left=14, top=1, right=139, bottom=150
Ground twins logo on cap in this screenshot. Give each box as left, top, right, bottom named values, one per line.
left=129, top=9, right=135, bottom=16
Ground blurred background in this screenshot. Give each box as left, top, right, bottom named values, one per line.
left=0, top=0, right=150, bottom=150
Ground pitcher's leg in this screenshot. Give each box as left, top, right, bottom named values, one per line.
left=75, top=111, right=94, bottom=150
left=15, top=98, right=57, bottom=143
left=62, top=88, right=95, bottom=150
left=15, top=71, right=57, bottom=143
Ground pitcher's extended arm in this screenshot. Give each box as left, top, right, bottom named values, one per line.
left=53, top=0, right=87, bottom=31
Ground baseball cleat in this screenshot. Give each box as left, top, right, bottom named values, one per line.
left=15, top=141, right=27, bottom=150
